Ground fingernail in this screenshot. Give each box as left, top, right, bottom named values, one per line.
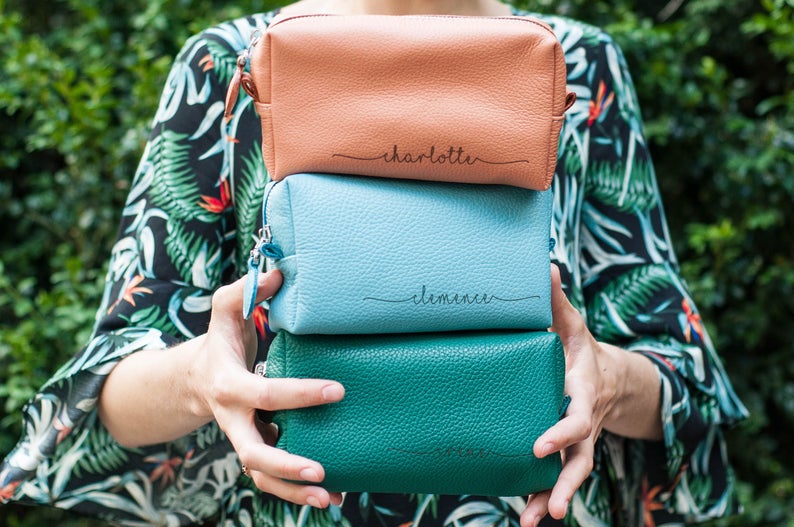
left=306, top=495, right=322, bottom=508
left=322, top=383, right=344, bottom=401
left=300, top=467, right=321, bottom=482
left=541, top=442, right=555, bottom=457
left=533, top=515, right=542, bottom=527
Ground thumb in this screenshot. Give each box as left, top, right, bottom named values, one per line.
left=208, top=270, right=283, bottom=368
left=212, top=270, right=283, bottom=326
left=254, top=269, right=283, bottom=304
left=240, top=268, right=284, bottom=321
left=549, top=264, right=586, bottom=340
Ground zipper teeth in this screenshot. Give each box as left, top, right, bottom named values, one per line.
left=261, top=180, right=280, bottom=232
left=268, top=13, right=554, bottom=38
left=267, top=12, right=334, bottom=29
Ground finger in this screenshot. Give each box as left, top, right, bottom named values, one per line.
left=534, top=382, right=593, bottom=457
left=255, top=269, right=283, bottom=303
left=521, top=491, right=551, bottom=527
left=211, top=270, right=283, bottom=324
left=547, top=441, right=594, bottom=520
left=249, top=467, right=332, bottom=508
left=208, top=365, right=344, bottom=413
left=259, top=378, right=345, bottom=410
left=215, top=385, right=330, bottom=483
left=214, top=375, right=345, bottom=412
left=329, top=492, right=343, bottom=507
left=228, top=416, right=327, bottom=485
left=533, top=414, right=589, bottom=459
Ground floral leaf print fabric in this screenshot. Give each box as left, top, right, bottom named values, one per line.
left=1, top=8, right=746, bottom=527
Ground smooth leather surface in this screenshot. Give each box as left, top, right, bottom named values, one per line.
left=245, top=14, right=573, bottom=190
left=264, top=173, right=553, bottom=334
left=266, top=330, right=565, bottom=496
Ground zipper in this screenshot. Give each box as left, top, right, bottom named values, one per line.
left=267, top=13, right=556, bottom=38
left=243, top=180, right=283, bottom=319
left=226, top=12, right=557, bottom=120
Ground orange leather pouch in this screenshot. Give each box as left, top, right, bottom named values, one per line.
left=226, top=14, right=575, bottom=190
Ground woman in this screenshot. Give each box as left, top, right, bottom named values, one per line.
left=0, top=0, right=747, bottom=525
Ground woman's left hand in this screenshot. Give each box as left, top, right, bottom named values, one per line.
left=520, top=265, right=625, bottom=526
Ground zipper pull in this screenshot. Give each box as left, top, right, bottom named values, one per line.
left=260, top=225, right=284, bottom=259
left=242, top=228, right=284, bottom=320
left=243, top=229, right=265, bottom=319
left=224, top=30, right=262, bottom=120
left=242, top=181, right=283, bottom=319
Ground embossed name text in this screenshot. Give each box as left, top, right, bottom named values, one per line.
left=387, top=446, right=534, bottom=459
left=333, top=145, right=529, bottom=167
left=363, top=285, right=538, bottom=306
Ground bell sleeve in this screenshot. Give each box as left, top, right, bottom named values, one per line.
left=554, top=28, right=748, bottom=523
left=0, top=20, right=265, bottom=524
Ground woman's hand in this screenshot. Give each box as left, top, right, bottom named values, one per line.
left=520, top=265, right=662, bottom=526
left=189, top=270, right=345, bottom=509
left=99, top=270, right=345, bottom=509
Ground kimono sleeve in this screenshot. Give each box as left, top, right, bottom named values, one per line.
left=573, top=33, right=748, bottom=521
left=0, top=26, right=246, bottom=525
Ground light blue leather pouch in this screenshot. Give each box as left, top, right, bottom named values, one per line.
left=244, top=173, right=552, bottom=334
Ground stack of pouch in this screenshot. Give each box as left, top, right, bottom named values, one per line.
left=226, top=13, right=575, bottom=497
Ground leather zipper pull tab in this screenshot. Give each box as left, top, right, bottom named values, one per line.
left=564, top=91, right=577, bottom=112
left=242, top=226, right=284, bottom=320
left=224, top=54, right=247, bottom=121
left=243, top=230, right=265, bottom=320
left=224, top=30, right=262, bottom=120
left=260, top=225, right=284, bottom=259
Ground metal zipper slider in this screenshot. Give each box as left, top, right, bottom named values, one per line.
left=259, top=225, right=283, bottom=259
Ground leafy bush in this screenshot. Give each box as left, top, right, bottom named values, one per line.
left=1, top=0, right=791, bottom=525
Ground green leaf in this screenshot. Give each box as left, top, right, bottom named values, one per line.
left=585, top=159, right=658, bottom=213
left=69, top=423, right=140, bottom=479
left=588, top=264, right=673, bottom=341
left=233, top=147, right=267, bottom=271
left=146, top=129, right=217, bottom=223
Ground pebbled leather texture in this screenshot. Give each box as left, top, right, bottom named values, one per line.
left=246, top=14, right=574, bottom=190
left=266, top=330, right=566, bottom=496
left=265, top=173, right=553, bottom=334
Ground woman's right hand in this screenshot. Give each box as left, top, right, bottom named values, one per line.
left=190, top=270, right=346, bottom=509
left=99, top=270, right=345, bottom=509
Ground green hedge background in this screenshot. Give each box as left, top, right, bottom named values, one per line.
left=1, top=0, right=791, bottom=525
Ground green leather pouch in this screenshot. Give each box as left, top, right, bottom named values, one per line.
left=266, top=330, right=566, bottom=496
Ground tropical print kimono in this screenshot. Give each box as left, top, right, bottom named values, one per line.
left=0, top=8, right=748, bottom=527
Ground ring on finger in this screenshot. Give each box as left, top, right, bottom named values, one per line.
left=254, top=361, right=266, bottom=376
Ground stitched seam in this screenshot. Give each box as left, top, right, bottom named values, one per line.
left=545, top=43, right=565, bottom=190
left=266, top=30, right=277, bottom=177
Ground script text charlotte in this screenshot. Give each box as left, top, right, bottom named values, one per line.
left=333, top=145, right=529, bottom=166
